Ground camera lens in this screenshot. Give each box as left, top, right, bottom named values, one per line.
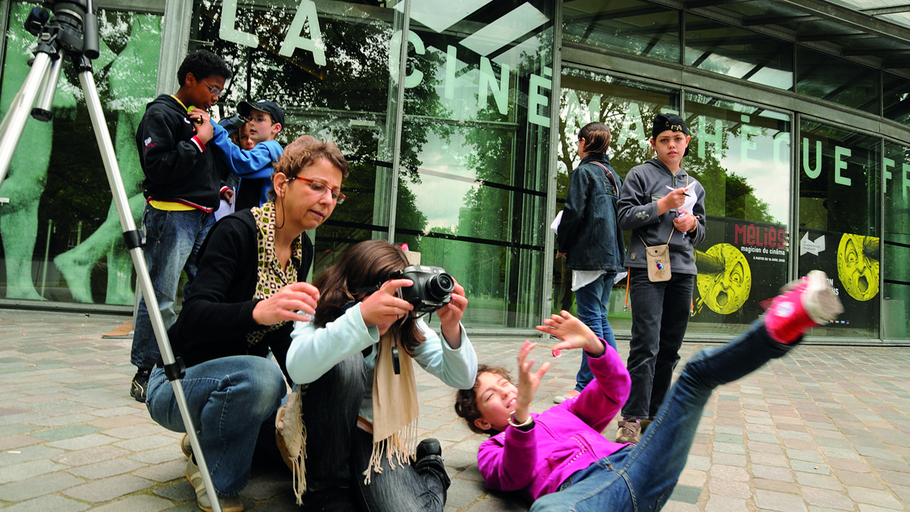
left=427, top=273, right=455, bottom=299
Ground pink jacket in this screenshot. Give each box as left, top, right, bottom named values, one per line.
left=476, top=345, right=632, bottom=501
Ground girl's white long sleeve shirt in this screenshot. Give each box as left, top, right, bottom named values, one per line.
left=286, top=303, right=477, bottom=424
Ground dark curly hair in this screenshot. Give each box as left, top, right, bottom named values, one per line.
left=177, top=50, right=232, bottom=86
left=312, top=240, right=425, bottom=352
left=454, top=363, right=513, bottom=435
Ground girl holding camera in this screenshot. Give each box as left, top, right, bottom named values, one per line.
left=284, top=239, right=478, bottom=512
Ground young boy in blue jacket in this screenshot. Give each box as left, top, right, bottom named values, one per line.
left=210, top=99, right=285, bottom=210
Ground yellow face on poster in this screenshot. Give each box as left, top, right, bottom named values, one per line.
left=836, top=233, right=879, bottom=301
left=696, top=243, right=752, bottom=314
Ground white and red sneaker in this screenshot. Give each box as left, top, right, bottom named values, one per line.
left=764, top=270, right=844, bottom=344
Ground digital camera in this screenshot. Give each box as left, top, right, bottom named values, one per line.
left=392, top=265, right=455, bottom=314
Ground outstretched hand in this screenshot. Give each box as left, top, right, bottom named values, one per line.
left=513, top=341, right=550, bottom=424
left=536, top=310, right=604, bottom=357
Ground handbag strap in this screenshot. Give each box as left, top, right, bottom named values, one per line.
left=637, top=227, right=674, bottom=248
left=591, top=161, right=619, bottom=196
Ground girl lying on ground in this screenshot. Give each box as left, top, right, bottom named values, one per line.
left=455, top=271, right=842, bottom=512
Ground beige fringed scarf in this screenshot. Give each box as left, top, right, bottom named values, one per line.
left=364, top=331, right=420, bottom=483
left=276, top=331, right=420, bottom=505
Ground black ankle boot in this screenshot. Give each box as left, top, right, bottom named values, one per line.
left=416, top=438, right=441, bottom=461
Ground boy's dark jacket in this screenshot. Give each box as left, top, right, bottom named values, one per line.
left=161, top=209, right=313, bottom=375
left=136, top=95, right=227, bottom=210
left=556, top=154, right=626, bottom=271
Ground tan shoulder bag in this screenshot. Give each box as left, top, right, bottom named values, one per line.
left=639, top=229, right=674, bottom=282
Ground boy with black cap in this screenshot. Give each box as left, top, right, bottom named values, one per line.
left=209, top=99, right=285, bottom=210
left=614, top=113, right=707, bottom=444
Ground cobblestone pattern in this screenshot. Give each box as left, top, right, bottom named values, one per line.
left=1, top=310, right=908, bottom=511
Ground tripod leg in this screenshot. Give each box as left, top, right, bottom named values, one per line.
left=76, top=69, right=225, bottom=512
left=0, top=53, right=53, bottom=186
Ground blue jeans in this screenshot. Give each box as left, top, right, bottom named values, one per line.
left=131, top=206, right=214, bottom=370
left=146, top=355, right=286, bottom=497
left=623, top=268, right=694, bottom=419
left=531, top=320, right=792, bottom=512
left=573, top=272, right=618, bottom=391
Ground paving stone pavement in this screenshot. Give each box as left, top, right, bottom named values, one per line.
left=1, top=309, right=909, bottom=511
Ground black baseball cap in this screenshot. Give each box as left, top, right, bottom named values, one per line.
left=238, top=99, right=285, bottom=129
left=652, top=113, right=690, bottom=156
left=651, top=113, right=689, bottom=139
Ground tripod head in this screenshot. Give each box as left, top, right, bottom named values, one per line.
left=22, top=1, right=99, bottom=121
left=25, top=0, right=99, bottom=61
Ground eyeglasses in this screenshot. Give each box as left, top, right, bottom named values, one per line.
left=244, top=114, right=273, bottom=124
left=201, top=79, right=224, bottom=96
left=287, top=176, right=347, bottom=204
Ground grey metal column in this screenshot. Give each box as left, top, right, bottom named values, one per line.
left=386, top=0, right=411, bottom=243
left=541, top=0, right=564, bottom=335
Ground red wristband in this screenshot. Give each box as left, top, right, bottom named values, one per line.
left=191, top=135, right=206, bottom=152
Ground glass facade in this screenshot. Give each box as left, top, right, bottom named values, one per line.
left=2, top=0, right=909, bottom=342
left=883, top=72, right=910, bottom=124
left=684, top=95, right=791, bottom=333
left=395, top=0, right=555, bottom=327
left=1, top=3, right=162, bottom=305
left=797, top=120, right=881, bottom=338
left=883, top=140, right=910, bottom=339
left=796, top=46, right=881, bottom=115
left=684, top=12, right=793, bottom=90
left=562, top=0, right=680, bottom=64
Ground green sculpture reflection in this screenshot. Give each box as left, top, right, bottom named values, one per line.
left=0, top=4, right=76, bottom=300
left=53, top=13, right=161, bottom=304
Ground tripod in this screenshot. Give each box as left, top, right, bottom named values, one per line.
left=0, top=2, right=224, bottom=510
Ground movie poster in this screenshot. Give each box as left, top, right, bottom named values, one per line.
left=689, top=218, right=880, bottom=330
left=691, top=217, right=790, bottom=324
left=797, top=228, right=880, bottom=330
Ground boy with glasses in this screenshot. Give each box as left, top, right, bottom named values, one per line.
left=209, top=99, right=286, bottom=210
left=130, top=49, right=232, bottom=403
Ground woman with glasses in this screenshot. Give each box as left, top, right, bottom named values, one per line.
left=283, top=239, right=478, bottom=512
left=145, top=135, right=348, bottom=512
